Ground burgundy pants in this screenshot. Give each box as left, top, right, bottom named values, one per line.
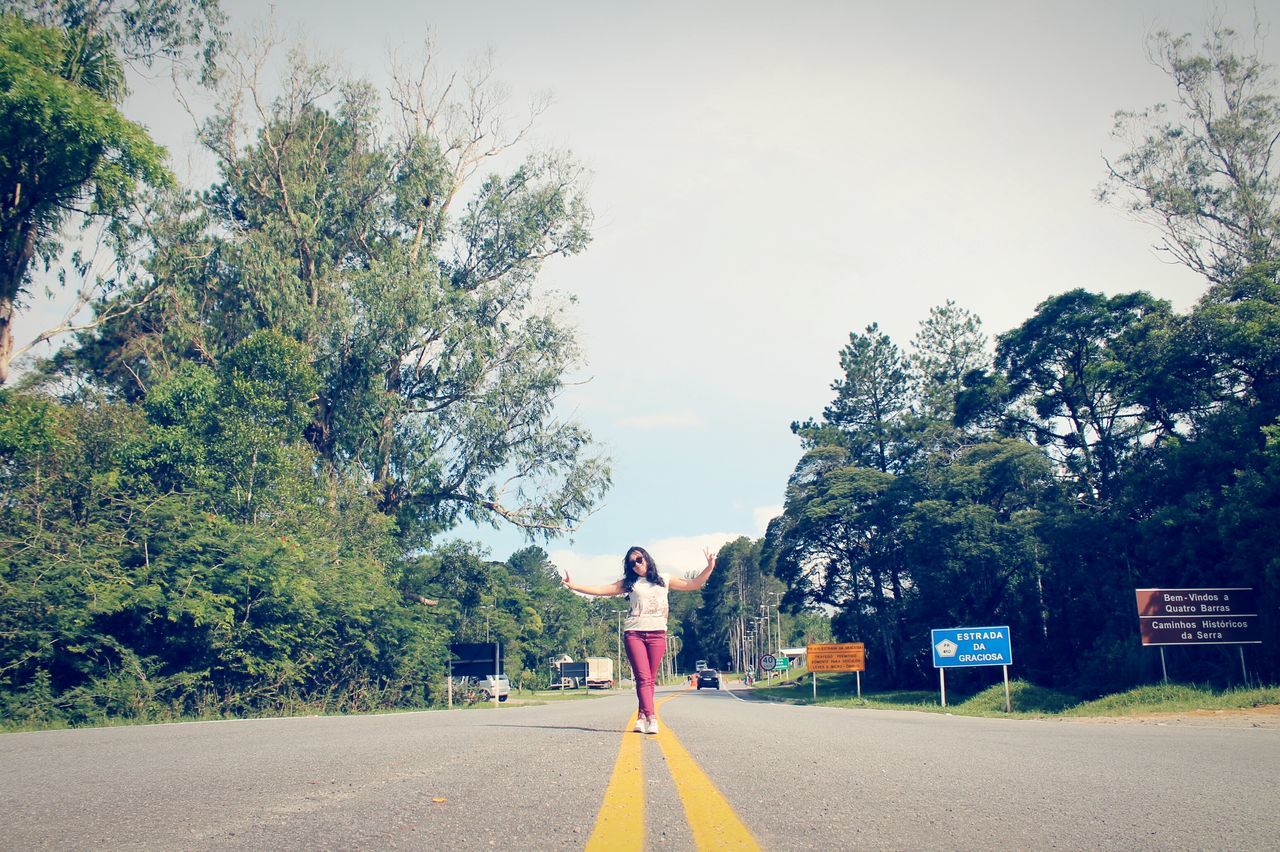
left=623, top=630, right=667, bottom=719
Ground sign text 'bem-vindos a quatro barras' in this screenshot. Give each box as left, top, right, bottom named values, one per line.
left=1134, top=588, right=1261, bottom=646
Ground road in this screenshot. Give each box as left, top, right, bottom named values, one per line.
left=2, top=683, right=1276, bottom=850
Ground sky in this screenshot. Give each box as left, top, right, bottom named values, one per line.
left=14, top=0, right=1278, bottom=586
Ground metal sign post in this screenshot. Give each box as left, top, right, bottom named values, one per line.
left=931, top=626, right=1014, bottom=711
left=1135, top=588, right=1261, bottom=686
left=449, top=642, right=503, bottom=706
left=806, top=642, right=866, bottom=703
left=556, top=661, right=588, bottom=687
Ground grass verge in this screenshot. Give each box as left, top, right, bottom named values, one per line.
left=746, top=673, right=1280, bottom=719
left=0, top=687, right=610, bottom=733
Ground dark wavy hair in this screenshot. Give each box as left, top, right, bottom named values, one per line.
left=621, top=546, right=665, bottom=592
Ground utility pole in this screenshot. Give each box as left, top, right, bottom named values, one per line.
left=739, top=618, right=748, bottom=678
left=750, top=617, right=759, bottom=675
left=760, top=604, right=771, bottom=681
left=772, top=592, right=783, bottom=658
left=765, top=592, right=783, bottom=677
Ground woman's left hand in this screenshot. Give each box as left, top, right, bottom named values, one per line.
left=670, top=549, right=718, bottom=592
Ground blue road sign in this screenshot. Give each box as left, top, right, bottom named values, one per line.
left=931, top=626, right=1013, bottom=668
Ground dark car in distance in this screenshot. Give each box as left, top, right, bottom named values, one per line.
left=696, top=669, right=720, bottom=690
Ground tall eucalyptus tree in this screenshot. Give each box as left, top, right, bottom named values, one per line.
left=1101, top=25, right=1280, bottom=285
left=72, top=44, right=609, bottom=544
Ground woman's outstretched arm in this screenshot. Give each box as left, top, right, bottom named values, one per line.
left=669, top=549, right=717, bottom=591
left=561, top=570, right=625, bottom=597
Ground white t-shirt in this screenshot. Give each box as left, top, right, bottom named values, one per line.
left=624, top=573, right=670, bottom=632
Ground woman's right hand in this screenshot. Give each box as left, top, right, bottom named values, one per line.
left=560, top=570, right=573, bottom=591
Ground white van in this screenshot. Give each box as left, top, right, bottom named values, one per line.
left=477, top=674, right=509, bottom=702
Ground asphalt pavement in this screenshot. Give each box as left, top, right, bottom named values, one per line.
left=2, top=683, right=1276, bottom=850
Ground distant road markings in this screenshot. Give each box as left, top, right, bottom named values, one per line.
left=585, top=713, right=646, bottom=852
left=653, top=696, right=761, bottom=850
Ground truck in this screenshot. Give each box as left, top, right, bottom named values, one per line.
left=584, top=657, right=614, bottom=689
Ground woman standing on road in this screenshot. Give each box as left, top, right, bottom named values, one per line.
left=561, top=546, right=716, bottom=734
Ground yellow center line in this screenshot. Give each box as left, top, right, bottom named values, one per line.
left=654, top=695, right=761, bottom=851
left=585, top=713, right=646, bottom=852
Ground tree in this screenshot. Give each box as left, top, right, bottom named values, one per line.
left=963, top=290, right=1175, bottom=504
left=1181, top=261, right=1280, bottom=412
left=506, top=545, right=560, bottom=591
left=775, top=310, right=992, bottom=686
left=1100, top=25, right=1280, bottom=284
left=67, top=43, right=609, bottom=543
left=766, top=444, right=909, bottom=682
left=1, top=23, right=622, bottom=724
left=696, top=537, right=772, bottom=671
left=794, top=322, right=910, bottom=473
left=0, top=371, right=428, bottom=722
left=0, top=14, right=171, bottom=383
left=909, top=300, right=989, bottom=422
left=901, top=438, right=1054, bottom=683
left=9, top=1, right=225, bottom=86
left=0, top=2, right=225, bottom=384
left=1108, top=262, right=1280, bottom=683
left=142, top=331, right=319, bottom=522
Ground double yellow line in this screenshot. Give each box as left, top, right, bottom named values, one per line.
left=585, top=694, right=760, bottom=851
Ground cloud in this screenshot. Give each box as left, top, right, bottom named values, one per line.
left=614, top=410, right=705, bottom=431
left=753, top=505, right=783, bottom=534
left=550, top=530, right=747, bottom=587
left=645, top=532, right=743, bottom=574
left=546, top=550, right=621, bottom=587
left=549, top=507, right=785, bottom=587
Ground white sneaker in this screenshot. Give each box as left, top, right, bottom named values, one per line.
left=645, top=718, right=659, bottom=735
left=634, top=718, right=646, bottom=733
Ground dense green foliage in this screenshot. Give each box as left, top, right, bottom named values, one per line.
left=1, top=11, right=613, bottom=726
left=759, top=265, right=1280, bottom=695
left=0, top=353, right=621, bottom=724
left=732, top=26, right=1280, bottom=697
left=3, top=19, right=1278, bottom=727
left=0, top=1, right=225, bottom=382
left=0, top=8, right=190, bottom=383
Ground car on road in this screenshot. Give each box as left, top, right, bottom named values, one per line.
left=477, top=674, right=510, bottom=701
left=696, top=669, right=720, bottom=690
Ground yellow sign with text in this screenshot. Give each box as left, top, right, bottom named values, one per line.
left=807, top=642, right=865, bottom=672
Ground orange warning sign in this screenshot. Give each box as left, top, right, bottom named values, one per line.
left=807, top=642, right=865, bottom=672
